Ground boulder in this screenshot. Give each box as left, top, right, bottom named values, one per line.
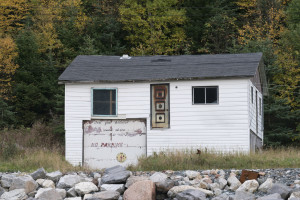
left=256, top=193, right=283, bottom=200
left=199, top=180, right=208, bottom=189
left=267, top=184, right=292, bottom=200
left=123, top=180, right=155, bottom=200
left=0, top=189, right=27, bottom=200
left=1, top=174, right=15, bottom=188
left=237, top=180, right=259, bottom=193
left=168, top=185, right=198, bottom=198
left=36, top=179, right=55, bottom=188
left=75, top=182, right=98, bottom=196
left=212, top=193, right=230, bottom=200
left=9, top=175, right=38, bottom=194
left=156, top=179, right=174, bottom=193
left=125, top=176, right=149, bottom=188
left=101, top=167, right=131, bottom=185
left=56, top=188, right=66, bottom=199
left=258, top=178, right=273, bottom=193
left=217, top=178, right=227, bottom=190
left=35, top=188, right=62, bottom=200
left=289, top=191, right=300, bottom=199
left=87, top=191, right=120, bottom=200
left=30, top=168, right=46, bottom=180
left=233, top=190, right=255, bottom=200
left=176, top=189, right=206, bottom=200
left=0, top=186, right=5, bottom=196
left=67, top=187, right=77, bottom=197
left=101, top=184, right=125, bottom=194
left=197, top=188, right=213, bottom=197
left=149, top=172, right=168, bottom=183
left=185, top=171, right=201, bottom=180
left=57, top=175, right=85, bottom=189
left=227, top=175, right=241, bottom=191
left=45, top=171, right=62, bottom=183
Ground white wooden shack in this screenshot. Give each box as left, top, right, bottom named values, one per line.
left=58, top=53, right=267, bottom=168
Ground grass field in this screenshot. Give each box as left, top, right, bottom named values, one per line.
left=1, top=125, right=300, bottom=172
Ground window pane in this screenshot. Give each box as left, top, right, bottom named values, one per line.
left=112, top=103, right=116, bottom=115
left=94, top=90, right=110, bottom=102
left=194, top=88, right=205, bottom=104
left=93, top=102, right=110, bottom=115
left=206, top=87, right=218, bottom=103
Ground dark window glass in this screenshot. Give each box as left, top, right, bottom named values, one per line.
left=193, top=86, right=218, bottom=104
left=93, top=89, right=116, bottom=115
left=194, top=88, right=205, bottom=103
left=206, top=87, right=218, bottom=103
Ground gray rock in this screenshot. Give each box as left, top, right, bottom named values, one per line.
left=268, top=184, right=292, bottom=199
left=67, top=187, right=77, bottom=197
left=87, top=191, right=120, bottom=200
left=57, top=175, right=85, bottom=189
left=104, top=166, right=126, bottom=175
left=233, top=190, right=255, bottom=200
left=0, top=174, right=15, bottom=188
left=35, top=188, right=63, bottom=200
left=0, top=186, right=5, bottom=196
left=257, top=193, right=283, bottom=200
left=9, top=175, right=38, bottom=194
left=45, top=171, right=62, bottom=183
left=125, top=176, right=148, bottom=188
left=75, top=182, right=98, bottom=195
left=0, top=189, right=27, bottom=200
left=185, top=171, right=201, bottom=179
left=31, top=168, right=46, bottom=180
left=176, top=189, right=206, bottom=200
left=64, top=198, right=82, bottom=200
left=56, top=188, right=66, bottom=199
left=149, top=172, right=168, bottom=183
left=289, top=191, right=300, bottom=199
left=211, top=193, right=230, bottom=200
left=217, top=178, right=227, bottom=190
left=27, top=190, right=37, bottom=198
left=36, top=179, right=55, bottom=189
left=101, top=171, right=130, bottom=184
left=100, top=184, right=125, bottom=194
left=156, top=179, right=175, bottom=193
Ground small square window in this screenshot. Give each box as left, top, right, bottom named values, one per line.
left=93, top=89, right=117, bottom=116
left=193, top=86, right=218, bottom=104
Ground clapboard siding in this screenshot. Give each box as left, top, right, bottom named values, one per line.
left=65, top=79, right=251, bottom=166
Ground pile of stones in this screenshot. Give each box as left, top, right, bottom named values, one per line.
left=0, top=166, right=300, bottom=200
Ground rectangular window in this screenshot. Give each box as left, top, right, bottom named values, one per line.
left=92, top=89, right=117, bottom=116
left=251, top=86, right=253, bottom=104
left=193, top=86, right=218, bottom=104
left=259, top=97, right=262, bottom=115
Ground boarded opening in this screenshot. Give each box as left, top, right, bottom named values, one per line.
left=83, top=119, right=146, bottom=169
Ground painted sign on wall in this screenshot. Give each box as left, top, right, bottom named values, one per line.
left=83, top=119, right=146, bottom=169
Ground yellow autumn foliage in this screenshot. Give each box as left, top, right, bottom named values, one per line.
left=0, top=36, right=18, bottom=100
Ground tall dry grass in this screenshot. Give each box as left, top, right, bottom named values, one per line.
left=0, top=122, right=88, bottom=172
left=128, top=148, right=300, bottom=171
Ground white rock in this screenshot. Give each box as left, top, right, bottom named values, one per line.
left=64, top=198, right=82, bottom=200
left=213, top=188, right=222, bottom=196
left=227, top=175, right=241, bottom=191
left=237, top=180, right=259, bottom=193
left=202, top=170, right=210, bottom=175
left=100, top=184, right=125, bottom=194
left=35, top=188, right=62, bottom=200
left=294, top=180, right=300, bottom=185
left=83, top=194, right=93, bottom=200
left=93, top=173, right=101, bottom=179
left=210, top=183, right=221, bottom=190
left=198, top=188, right=214, bottom=196
left=167, top=185, right=196, bottom=197
left=0, top=189, right=27, bottom=200
left=258, top=178, right=273, bottom=192
left=218, top=177, right=228, bottom=189
left=56, top=188, right=66, bottom=198
left=185, top=171, right=201, bottom=179
left=36, top=179, right=55, bottom=189
left=74, top=182, right=98, bottom=195
left=149, top=172, right=167, bottom=183
left=289, top=191, right=300, bottom=199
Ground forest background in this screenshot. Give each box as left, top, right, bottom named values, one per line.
left=0, top=0, right=299, bottom=147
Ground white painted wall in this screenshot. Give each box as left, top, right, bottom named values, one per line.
left=64, top=78, right=251, bottom=166
left=248, top=81, right=263, bottom=139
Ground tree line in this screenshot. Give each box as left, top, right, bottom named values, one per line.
left=0, top=0, right=299, bottom=147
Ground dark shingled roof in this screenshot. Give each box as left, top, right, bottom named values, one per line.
left=58, top=53, right=263, bottom=83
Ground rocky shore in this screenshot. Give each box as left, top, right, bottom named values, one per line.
left=0, top=166, right=300, bottom=200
